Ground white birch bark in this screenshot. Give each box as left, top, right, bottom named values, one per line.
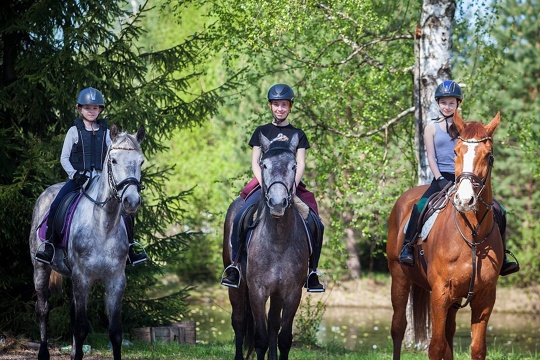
left=406, top=0, right=456, bottom=348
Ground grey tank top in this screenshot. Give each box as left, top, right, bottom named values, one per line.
left=433, top=121, right=457, bottom=173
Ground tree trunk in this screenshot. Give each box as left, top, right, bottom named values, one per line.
left=344, top=227, right=361, bottom=278
left=413, top=0, right=456, bottom=186
left=406, top=0, right=456, bottom=347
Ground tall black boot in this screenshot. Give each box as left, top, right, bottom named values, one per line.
left=305, top=210, right=325, bottom=293
left=124, top=214, right=148, bottom=265
left=399, top=204, right=420, bottom=266
left=35, top=218, right=57, bottom=265
left=493, top=201, right=519, bottom=276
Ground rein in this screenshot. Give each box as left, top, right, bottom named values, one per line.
left=451, top=135, right=496, bottom=309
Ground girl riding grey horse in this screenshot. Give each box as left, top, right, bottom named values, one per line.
left=34, top=87, right=147, bottom=265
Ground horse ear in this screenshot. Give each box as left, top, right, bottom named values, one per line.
left=259, top=133, right=271, bottom=152
left=289, top=133, right=299, bottom=152
left=485, top=112, right=500, bottom=137
left=136, top=125, right=145, bottom=143
left=110, top=124, right=118, bottom=141
left=453, top=110, right=466, bottom=134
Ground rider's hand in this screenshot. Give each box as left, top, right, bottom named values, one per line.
left=437, top=176, right=450, bottom=190
left=73, top=172, right=89, bottom=186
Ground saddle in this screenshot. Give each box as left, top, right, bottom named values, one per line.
left=237, top=195, right=317, bottom=257
left=38, top=190, right=83, bottom=248
left=413, top=182, right=452, bottom=241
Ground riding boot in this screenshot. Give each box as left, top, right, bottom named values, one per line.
left=124, top=214, right=148, bottom=265
left=500, top=236, right=519, bottom=276
left=305, top=210, right=325, bottom=292
left=221, top=222, right=245, bottom=288
left=492, top=201, right=519, bottom=276
left=399, top=204, right=420, bottom=267
left=35, top=219, right=57, bottom=265
left=221, top=265, right=241, bottom=288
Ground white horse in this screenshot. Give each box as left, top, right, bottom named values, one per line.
left=29, top=125, right=145, bottom=360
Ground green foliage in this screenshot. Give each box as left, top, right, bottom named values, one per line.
left=453, top=0, right=540, bottom=286
left=295, top=296, right=327, bottom=347
left=0, top=0, right=233, bottom=336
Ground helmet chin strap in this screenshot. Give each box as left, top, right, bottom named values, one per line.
left=272, top=115, right=288, bottom=125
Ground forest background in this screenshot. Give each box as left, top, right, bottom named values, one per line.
left=0, top=0, right=539, bottom=338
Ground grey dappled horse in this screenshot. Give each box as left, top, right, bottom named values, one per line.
left=222, top=133, right=310, bottom=360
left=29, top=125, right=145, bottom=360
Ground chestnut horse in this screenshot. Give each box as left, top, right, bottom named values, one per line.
left=387, top=112, right=503, bottom=359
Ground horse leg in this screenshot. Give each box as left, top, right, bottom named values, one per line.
left=34, top=265, right=52, bottom=360
left=70, top=274, right=92, bottom=360
left=105, top=275, right=126, bottom=360
left=445, top=304, right=459, bottom=356
left=229, top=286, right=248, bottom=360
left=250, top=290, right=269, bottom=360
left=389, top=265, right=411, bottom=360
left=470, top=289, right=496, bottom=360
left=277, top=291, right=302, bottom=360
left=267, top=295, right=282, bottom=360
left=428, top=284, right=452, bottom=360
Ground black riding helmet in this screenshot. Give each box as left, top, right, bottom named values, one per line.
left=77, top=87, right=105, bottom=108
left=435, top=80, right=463, bottom=102
left=268, top=84, right=294, bottom=104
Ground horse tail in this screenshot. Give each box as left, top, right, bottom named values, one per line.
left=411, top=283, right=431, bottom=346
left=243, top=290, right=255, bottom=358
left=49, top=271, right=63, bottom=296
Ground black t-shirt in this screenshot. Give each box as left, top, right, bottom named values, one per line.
left=249, top=123, right=310, bottom=152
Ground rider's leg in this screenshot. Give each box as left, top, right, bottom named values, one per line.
left=124, top=214, right=148, bottom=265
left=399, top=203, right=420, bottom=266
left=306, top=211, right=325, bottom=292
left=35, top=180, right=79, bottom=264
left=221, top=189, right=261, bottom=287
left=493, top=200, right=519, bottom=276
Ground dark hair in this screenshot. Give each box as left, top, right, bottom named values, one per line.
left=448, top=122, right=459, bottom=140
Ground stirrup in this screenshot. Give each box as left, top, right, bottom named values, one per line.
left=127, top=242, right=148, bottom=265
left=306, top=270, right=326, bottom=293
left=34, top=242, right=56, bottom=265
left=220, top=264, right=241, bottom=288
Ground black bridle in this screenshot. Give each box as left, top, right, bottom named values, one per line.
left=450, top=135, right=496, bottom=309
left=82, top=145, right=144, bottom=206
left=260, top=147, right=296, bottom=210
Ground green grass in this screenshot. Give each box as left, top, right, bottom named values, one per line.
left=81, top=335, right=540, bottom=359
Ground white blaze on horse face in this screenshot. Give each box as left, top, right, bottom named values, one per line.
left=454, top=142, right=478, bottom=212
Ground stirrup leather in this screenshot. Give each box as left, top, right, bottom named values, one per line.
left=306, top=270, right=326, bottom=293
left=220, top=264, right=241, bottom=288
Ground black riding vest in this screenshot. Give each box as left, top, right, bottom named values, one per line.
left=69, top=118, right=108, bottom=171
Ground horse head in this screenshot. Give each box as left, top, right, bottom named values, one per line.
left=259, top=133, right=299, bottom=217
left=452, top=112, right=500, bottom=212
left=106, top=124, right=145, bottom=214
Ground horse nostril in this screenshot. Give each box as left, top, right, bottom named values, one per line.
left=468, top=198, right=475, bottom=206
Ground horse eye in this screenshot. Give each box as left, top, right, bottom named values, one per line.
left=292, top=164, right=297, bottom=171
left=111, top=158, right=117, bottom=165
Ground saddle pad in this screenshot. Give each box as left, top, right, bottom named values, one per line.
left=403, top=211, right=440, bottom=242
left=245, top=211, right=313, bottom=256
left=420, top=211, right=440, bottom=240
left=37, top=192, right=83, bottom=248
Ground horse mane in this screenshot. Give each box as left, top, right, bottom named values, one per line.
left=459, top=121, right=489, bottom=139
